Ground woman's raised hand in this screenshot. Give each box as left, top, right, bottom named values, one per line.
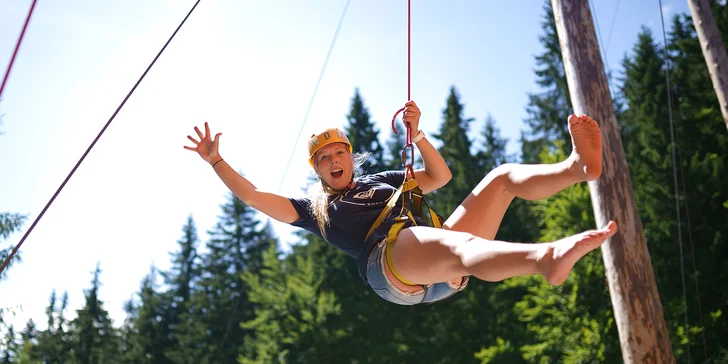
left=184, top=122, right=222, bottom=165
left=403, top=100, right=421, bottom=138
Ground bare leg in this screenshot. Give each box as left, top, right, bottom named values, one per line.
left=444, top=114, right=603, bottom=240
left=384, top=114, right=605, bottom=291
left=388, top=221, right=617, bottom=287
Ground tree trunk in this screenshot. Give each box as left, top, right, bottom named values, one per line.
left=551, top=1, right=675, bottom=362
left=688, top=0, right=728, bottom=131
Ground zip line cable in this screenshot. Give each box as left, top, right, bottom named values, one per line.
left=590, top=0, right=617, bottom=96
left=657, top=0, right=707, bottom=361
left=0, top=0, right=38, bottom=100
left=0, top=0, right=202, bottom=277
left=276, top=0, right=352, bottom=194
left=218, top=1, right=351, bottom=360
left=604, top=0, right=621, bottom=56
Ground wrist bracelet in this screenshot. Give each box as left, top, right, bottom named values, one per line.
left=412, top=130, right=425, bottom=143
left=212, top=159, right=224, bottom=168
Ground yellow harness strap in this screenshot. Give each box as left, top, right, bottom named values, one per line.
left=384, top=217, right=417, bottom=286
left=364, top=177, right=444, bottom=287
left=364, top=178, right=420, bottom=241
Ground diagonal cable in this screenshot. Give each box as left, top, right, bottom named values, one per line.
left=276, top=0, right=351, bottom=194
left=0, top=0, right=202, bottom=277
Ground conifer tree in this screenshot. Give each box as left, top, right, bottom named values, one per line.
left=431, top=86, right=478, bottom=216
left=32, top=291, right=73, bottom=363
left=122, top=267, right=173, bottom=363
left=520, top=1, right=573, bottom=163
left=69, top=264, right=120, bottom=364
left=183, top=192, right=276, bottom=363
left=0, top=213, right=26, bottom=281
left=383, top=127, right=407, bottom=171
left=1, top=325, right=16, bottom=364
left=239, top=243, right=342, bottom=363
left=161, top=216, right=200, bottom=361
left=622, top=13, right=728, bottom=361
left=344, top=88, right=386, bottom=174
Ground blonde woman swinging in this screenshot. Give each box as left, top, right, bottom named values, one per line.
left=184, top=100, right=617, bottom=305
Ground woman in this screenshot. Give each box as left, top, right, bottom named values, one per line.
left=184, top=100, right=617, bottom=305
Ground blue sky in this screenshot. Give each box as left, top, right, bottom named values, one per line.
left=1, top=0, right=690, bottom=331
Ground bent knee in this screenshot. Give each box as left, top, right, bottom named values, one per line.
left=481, top=164, right=515, bottom=193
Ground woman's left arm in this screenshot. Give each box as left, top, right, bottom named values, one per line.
left=401, top=100, right=452, bottom=194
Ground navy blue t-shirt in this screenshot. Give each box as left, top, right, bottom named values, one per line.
left=288, top=170, right=418, bottom=281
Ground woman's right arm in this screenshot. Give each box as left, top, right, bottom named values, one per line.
left=185, top=122, right=300, bottom=224
left=211, top=160, right=300, bottom=224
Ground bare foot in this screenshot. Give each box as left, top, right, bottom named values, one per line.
left=568, top=114, right=603, bottom=181
left=538, top=221, right=618, bottom=285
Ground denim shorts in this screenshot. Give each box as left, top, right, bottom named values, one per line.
left=365, top=237, right=469, bottom=305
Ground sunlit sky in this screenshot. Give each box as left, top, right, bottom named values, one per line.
left=1, top=0, right=690, bottom=332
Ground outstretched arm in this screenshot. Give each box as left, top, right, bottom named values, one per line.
left=401, top=100, right=452, bottom=194
left=184, top=122, right=300, bottom=224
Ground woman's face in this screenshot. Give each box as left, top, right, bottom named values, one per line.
left=314, top=142, right=353, bottom=190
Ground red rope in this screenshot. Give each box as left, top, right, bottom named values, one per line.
left=391, top=0, right=414, bottom=178
left=407, top=0, right=411, bottom=101
left=0, top=0, right=38, bottom=100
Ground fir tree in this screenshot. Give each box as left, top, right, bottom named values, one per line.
left=431, top=86, right=478, bottom=217
left=344, top=88, right=386, bottom=174
left=185, top=192, right=276, bottom=363
left=69, top=264, right=120, bottom=364
left=123, top=267, right=173, bottom=363
left=239, top=243, right=342, bottom=363
left=0, top=213, right=26, bottom=281
left=161, top=216, right=200, bottom=362
left=520, top=1, right=573, bottom=163
left=33, top=291, right=73, bottom=363
left=383, top=126, right=408, bottom=171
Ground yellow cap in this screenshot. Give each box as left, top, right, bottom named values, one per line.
left=308, top=128, right=352, bottom=167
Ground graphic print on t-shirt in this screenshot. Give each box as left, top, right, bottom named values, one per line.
left=353, top=188, right=375, bottom=200
left=332, top=184, right=395, bottom=208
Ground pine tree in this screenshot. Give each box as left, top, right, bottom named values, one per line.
left=1, top=325, right=16, bottom=364
left=122, top=267, right=173, bottom=363
left=32, top=290, right=73, bottom=363
left=0, top=213, right=26, bottom=281
left=69, top=264, right=120, bottom=363
left=431, top=86, right=479, bottom=217
left=520, top=0, right=573, bottom=163
left=660, top=13, right=727, bottom=361
left=239, top=243, right=342, bottom=363
left=161, top=216, right=200, bottom=362
left=182, top=192, right=276, bottom=363
left=383, top=126, right=407, bottom=171
left=344, top=88, right=386, bottom=174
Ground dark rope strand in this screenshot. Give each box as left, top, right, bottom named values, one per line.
left=0, top=0, right=202, bottom=276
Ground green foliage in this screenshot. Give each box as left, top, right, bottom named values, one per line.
left=70, top=264, right=121, bottom=363
left=617, top=14, right=728, bottom=361
left=345, top=88, right=386, bottom=174
left=520, top=1, right=573, bottom=164
left=0, top=213, right=27, bottom=282
left=239, top=243, right=343, bottom=363
left=12, top=3, right=728, bottom=362
left=431, top=86, right=479, bottom=217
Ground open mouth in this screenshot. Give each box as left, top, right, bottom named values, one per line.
left=331, top=168, right=344, bottom=178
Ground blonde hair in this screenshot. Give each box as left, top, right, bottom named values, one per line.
left=308, top=151, right=370, bottom=240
